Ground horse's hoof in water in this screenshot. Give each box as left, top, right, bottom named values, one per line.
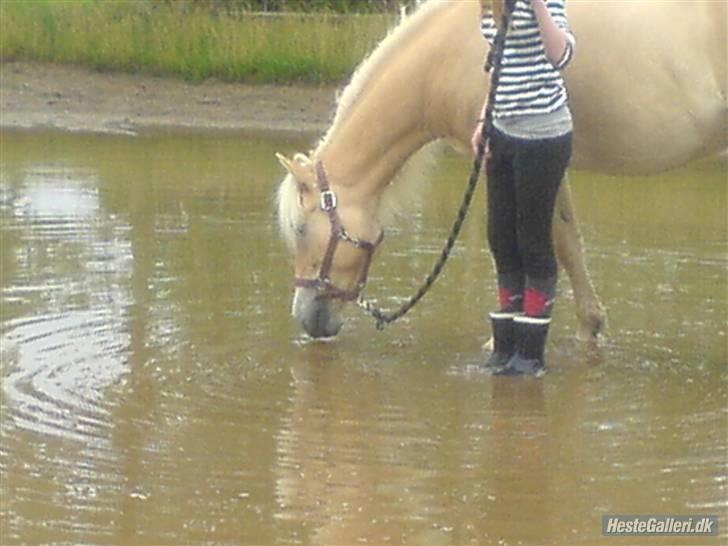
left=576, top=305, right=607, bottom=342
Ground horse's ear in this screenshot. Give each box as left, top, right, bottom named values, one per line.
left=276, top=152, right=295, bottom=173
left=276, top=152, right=314, bottom=195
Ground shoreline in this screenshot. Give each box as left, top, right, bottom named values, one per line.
left=0, top=61, right=339, bottom=137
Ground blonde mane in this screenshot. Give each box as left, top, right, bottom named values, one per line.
left=277, top=0, right=447, bottom=250
left=277, top=172, right=303, bottom=250
left=321, top=0, right=448, bottom=147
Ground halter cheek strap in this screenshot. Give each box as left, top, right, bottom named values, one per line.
left=293, top=161, right=384, bottom=301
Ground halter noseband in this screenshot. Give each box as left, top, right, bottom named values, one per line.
left=294, top=161, right=384, bottom=301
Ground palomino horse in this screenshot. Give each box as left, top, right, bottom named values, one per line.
left=276, top=0, right=727, bottom=339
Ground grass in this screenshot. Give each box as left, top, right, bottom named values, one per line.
left=0, top=0, right=395, bottom=84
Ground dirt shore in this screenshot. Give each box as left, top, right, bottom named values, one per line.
left=0, top=61, right=339, bottom=136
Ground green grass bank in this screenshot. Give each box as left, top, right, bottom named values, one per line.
left=0, top=1, right=397, bottom=84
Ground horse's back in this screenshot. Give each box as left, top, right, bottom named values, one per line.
left=362, top=0, right=724, bottom=174
left=566, top=0, right=726, bottom=173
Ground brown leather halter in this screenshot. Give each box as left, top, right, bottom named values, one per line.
left=294, top=161, right=384, bottom=301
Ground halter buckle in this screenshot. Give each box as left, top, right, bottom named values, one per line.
left=320, top=190, right=337, bottom=211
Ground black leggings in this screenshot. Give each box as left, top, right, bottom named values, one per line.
left=486, top=128, right=572, bottom=289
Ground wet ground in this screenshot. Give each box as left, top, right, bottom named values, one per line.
left=0, top=128, right=725, bottom=545
left=0, top=62, right=337, bottom=135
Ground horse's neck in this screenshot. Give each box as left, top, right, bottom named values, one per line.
left=316, top=2, right=479, bottom=203
left=317, top=88, right=432, bottom=203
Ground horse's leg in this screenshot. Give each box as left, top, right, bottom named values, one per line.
left=553, top=175, right=606, bottom=340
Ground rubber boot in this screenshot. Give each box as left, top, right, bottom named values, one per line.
left=483, top=312, right=519, bottom=371
left=494, top=316, right=550, bottom=377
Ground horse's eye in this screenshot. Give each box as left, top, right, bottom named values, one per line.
left=295, top=223, right=307, bottom=238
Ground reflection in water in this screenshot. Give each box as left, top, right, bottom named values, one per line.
left=487, top=379, right=549, bottom=544
left=276, top=344, right=453, bottom=545
left=0, top=130, right=725, bottom=545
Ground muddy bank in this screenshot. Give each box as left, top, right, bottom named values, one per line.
left=0, top=61, right=338, bottom=136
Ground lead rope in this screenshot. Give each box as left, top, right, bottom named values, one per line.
left=357, top=0, right=515, bottom=330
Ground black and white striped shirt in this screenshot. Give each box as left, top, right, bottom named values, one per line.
left=481, top=0, right=575, bottom=120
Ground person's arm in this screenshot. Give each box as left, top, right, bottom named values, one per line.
left=531, top=0, right=575, bottom=69
left=473, top=3, right=498, bottom=155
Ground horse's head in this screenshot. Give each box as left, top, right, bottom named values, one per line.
left=276, top=152, right=384, bottom=338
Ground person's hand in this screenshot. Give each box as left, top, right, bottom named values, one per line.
left=490, top=0, right=504, bottom=23
left=471, top=120, right=484, bottom=156
left=471, top=121, right=491, bottom=166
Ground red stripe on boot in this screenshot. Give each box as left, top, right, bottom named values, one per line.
left=524, top=287, right=550, bottom=317
left=499, top=287, right=513, bottom=310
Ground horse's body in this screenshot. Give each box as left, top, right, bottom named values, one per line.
left=277, top=0, right=727, bottom=340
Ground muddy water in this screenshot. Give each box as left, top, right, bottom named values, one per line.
left=0, top=129, right=725, bottom=546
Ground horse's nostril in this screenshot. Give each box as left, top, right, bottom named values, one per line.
left=311, top=305, right=327, bottom=336
left=302, top=301, right=342, bottom=338
left=293, top=288, right=343, bottom=338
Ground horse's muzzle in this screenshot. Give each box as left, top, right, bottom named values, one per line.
left=292, top=288, right=343, bottom=338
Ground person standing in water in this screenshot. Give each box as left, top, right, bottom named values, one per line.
left=472, top=0, right=576, bottom=376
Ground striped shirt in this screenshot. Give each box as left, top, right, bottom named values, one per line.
left=481, top=0, right=576, bottom=120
